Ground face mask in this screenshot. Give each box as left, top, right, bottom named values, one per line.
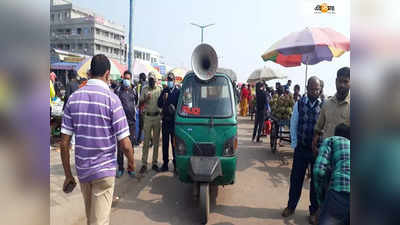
left=337, top=87, right=349, bottom=100
left=167, top=81, right=174, bottom=89
left=308, top=95, right=318, bottom=102
left=149, top=78, right=155, bottom=88
left=123, top=79, right=131, bottom=88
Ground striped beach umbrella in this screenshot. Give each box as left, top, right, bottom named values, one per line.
left=75, top=57, right=127, bottom=80
left=132, top=59, right=162, bottom=80
left=261, top=27, right=350, bottom=87
left=247, top=67, right=287, bottom=83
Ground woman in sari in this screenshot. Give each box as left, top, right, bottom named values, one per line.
left=240, top=84, right=249, bottom=116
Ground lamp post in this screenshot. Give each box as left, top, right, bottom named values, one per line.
left=190, top=23, right=215, bottom=43
left=128, top=0, right=134, bottom=71
left=119, top=40, right=122, bottom=64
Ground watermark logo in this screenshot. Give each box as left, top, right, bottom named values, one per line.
left=314, top=3, right=335, bottom=14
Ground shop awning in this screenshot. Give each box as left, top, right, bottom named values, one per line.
left=51, top=62, right=79, bottom=70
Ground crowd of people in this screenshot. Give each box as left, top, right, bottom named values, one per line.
left=233, top=79, right=298, bottom=142
left=51, top=53, right=350, bottom=225
left=52, top=54, right=181, bottom=225
left=235, top=67, right=350, bottom=225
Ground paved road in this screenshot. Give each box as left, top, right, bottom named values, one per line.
left=51, top=116, right=312, bottom=225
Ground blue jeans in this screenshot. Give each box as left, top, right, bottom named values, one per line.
left=319, top=190, right=350, bottom=225
left=117, top=123, right=135, bottom=171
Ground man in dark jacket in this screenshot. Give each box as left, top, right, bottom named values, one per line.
left=113, top=78, right=123, bottom=96
left=282, top=76, right=323, bottom=225
left=63, top=70, right=80, bottom=110
left=116, top=70, right=138, bottom=178
left=158, top=72, right=180, bottom=172
left=54, top=77, right=64, bottom=98
left=252, top=82, right=268, bottom=142
left=232, top=80, right=240, bottom=105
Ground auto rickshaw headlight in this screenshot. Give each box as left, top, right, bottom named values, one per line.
left=223, top=136, right=237, bottom=157
left=175, top=136, right=186, bottom=155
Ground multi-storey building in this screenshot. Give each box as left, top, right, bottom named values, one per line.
left=50, top=0, right=127, bottom=63
left=50, top=0, right=162, bottom=66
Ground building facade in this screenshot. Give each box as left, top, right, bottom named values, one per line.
left=50, top=0, right=127, bottom=63
left=50, top=0, right=162, bottom=66
left=133, top=46, right=162, bottom=65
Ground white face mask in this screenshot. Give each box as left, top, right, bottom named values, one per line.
left=123, top=79, right=131, bottom=87
left=168, top=81, right=174, bottom=89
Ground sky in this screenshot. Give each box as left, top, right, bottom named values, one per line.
left=69, top=0, right=349, bottom=96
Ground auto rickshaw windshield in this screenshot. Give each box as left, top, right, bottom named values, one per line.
left=179, top=75, right=233, bottom=118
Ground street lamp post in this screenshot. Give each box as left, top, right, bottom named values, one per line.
left=128, top=0, right=134, bottom=71
left=190, top=23, right=215, bottom=43
left=120, top=40, right=122, bottom=64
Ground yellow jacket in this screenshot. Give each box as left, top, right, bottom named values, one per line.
left=50, top=80, right=55, bottom=106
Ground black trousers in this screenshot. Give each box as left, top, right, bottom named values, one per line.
left=252, top=111, right=265, bottom=141
left=117, top=123, right=136, bottom=171
left=287, top=146, right=319, bottom=214
left=162, top=121, right=176, bottom=167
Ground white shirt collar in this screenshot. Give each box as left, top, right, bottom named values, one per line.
left=304, top=96, right=320, bottom=106
left=87, top=79, right=109, bottom=90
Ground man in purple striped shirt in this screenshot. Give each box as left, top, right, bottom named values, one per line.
left=60, top=54, right=135, bottom=225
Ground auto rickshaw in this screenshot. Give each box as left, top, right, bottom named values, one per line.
left=174, top=44, right=238, bottom=224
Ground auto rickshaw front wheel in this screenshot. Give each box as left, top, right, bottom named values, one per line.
left=199, top=182, right=210, bottom=224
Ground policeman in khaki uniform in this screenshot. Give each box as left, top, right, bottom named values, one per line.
left=139, top=72, right=163, bottom=174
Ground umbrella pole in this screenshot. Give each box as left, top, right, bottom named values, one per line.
left=305, top=64, right=308, bottom=89
left=304, top=56, right=309, bottom=89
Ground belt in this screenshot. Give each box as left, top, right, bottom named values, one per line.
left=146, top=112, right=160, bottom=116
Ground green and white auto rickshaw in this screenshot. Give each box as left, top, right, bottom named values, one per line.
left=174, top=44, right=238, bottom=224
